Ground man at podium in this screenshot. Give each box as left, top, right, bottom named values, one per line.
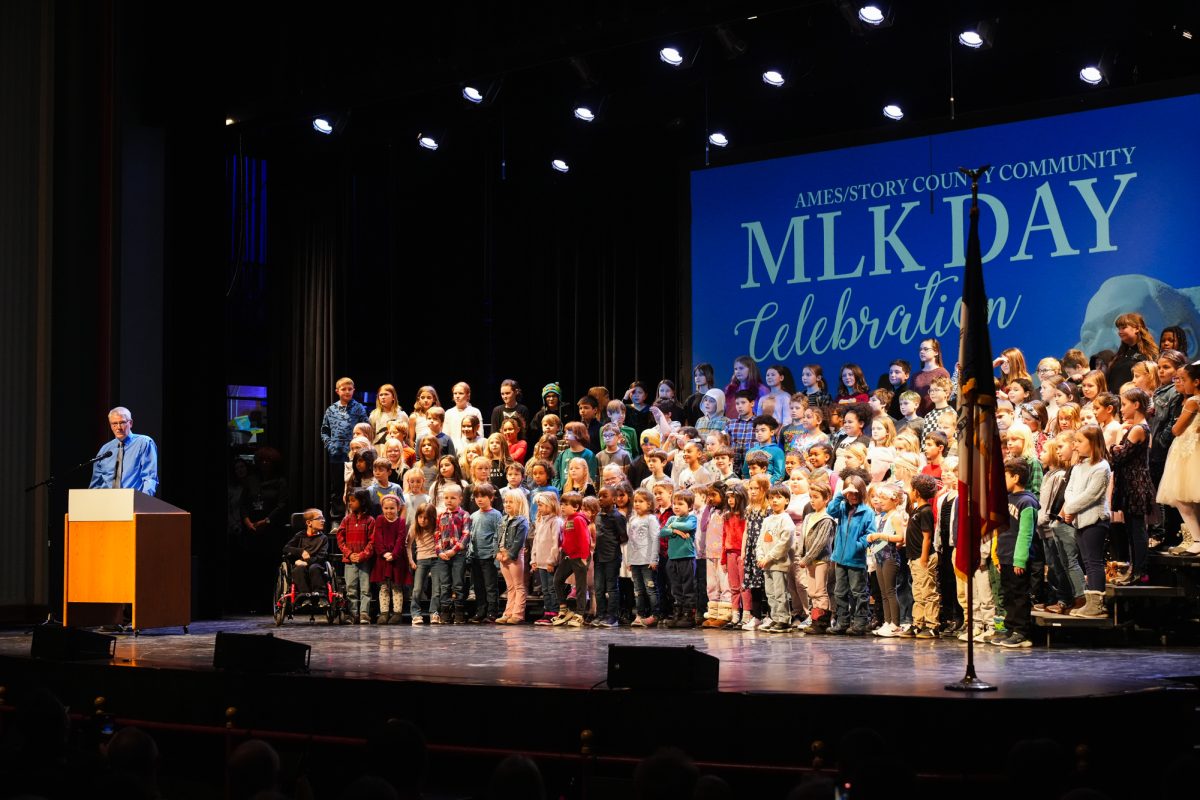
left=89, top=406, right=159, bottom=496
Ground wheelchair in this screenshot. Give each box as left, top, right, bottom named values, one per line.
left=271, top=512, right=351, bottom=626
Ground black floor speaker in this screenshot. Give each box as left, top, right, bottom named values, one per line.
left=213, top=632, right=311, bottom=673
left=31, top=626, right=116, bottom=661
left=607, top=644, right=719, bottom=691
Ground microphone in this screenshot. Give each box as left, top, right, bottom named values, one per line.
left=89, top=450, right=114, bottom=464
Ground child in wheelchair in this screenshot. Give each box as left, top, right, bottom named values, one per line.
left=283, top=509, right=331, bottom=611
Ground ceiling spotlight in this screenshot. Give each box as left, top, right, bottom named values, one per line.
left=882, top=104, right=904, bottom=121
left=551, top=159, right=570, bottom=174
left=573, top=106, right=596, bottom=122
left=462, top=86, right=484, bottom=104
left=1079, top=65, right=1104, bottom=85
left=312, top=117, right=334, bottom=135
left=858, top=5, right=885, bottom=25
left=225, top=117, right=236, bottom=126
left=417, top=134, right=439, bottom=151
left=958, top=30, right=984, bottom=48
left=660, top=46, right=685, bottom=66
left=762, top=70, right=785, bottom=87
left=708, top=132, right=729, bottom=148
left=1183, top=29, right=1193, bottom=40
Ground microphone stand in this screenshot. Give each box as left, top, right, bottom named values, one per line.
left=25, top=452, right=111, bottom=625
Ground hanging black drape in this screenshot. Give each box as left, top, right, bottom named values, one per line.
left=270, top=154, right=351, bottom=515
left=262, top=138, right=687, bottom=513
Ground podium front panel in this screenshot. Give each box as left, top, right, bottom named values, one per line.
left=65, top=520, right=136, bottom=602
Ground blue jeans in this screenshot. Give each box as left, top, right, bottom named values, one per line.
left=344, top=561, right=371, bottom=616
left=536, top=568, right=557, bottom=612
left=1050, top=521, right=1086, bottom=599
left=470, top=555, right=500, bottom=618
left=410, top=557, right=437, bottom=617
left=594, top=556, right=622, bottom=620
left=434, top=552, right=468, bottom=614
left=630, top=564, right=658, bottom=618
left=832, top=563, right=868, bottom=629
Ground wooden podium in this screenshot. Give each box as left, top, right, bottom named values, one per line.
left=63, top=489, right=191, bottom=633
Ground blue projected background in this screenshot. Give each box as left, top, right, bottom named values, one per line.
left=691, top=94, right=1200, bottom=380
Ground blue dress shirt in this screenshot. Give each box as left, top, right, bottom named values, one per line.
left=90, top=433, right=159, bottom=496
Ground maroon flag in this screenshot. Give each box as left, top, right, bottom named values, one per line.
left=954, top=167, right=1010, bottom=580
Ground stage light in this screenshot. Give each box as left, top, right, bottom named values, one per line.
left=762, top=70, right=785, bottom=87
left=551, top=158, right=570, bottom=173
left=312, top=117, right=334, bottom=135
left=225, top=117, right=236, bottom=126
left=958, top=19, right=996, bottom=50
left=462, top=86, right=484, bottom=104
left=417, top=134, right=439, bottom=151
left=573, top=106, right=596, bottom=122
left=858, top=5, right=885, bottom=25
left=1183, top=29, right=1193, bottom=40
left=1079, top=65, right=1104, bottom=85
left=708, top=132, right=729, bottom=148
left=882, top=104, right=904, bottom=120
left=660, top=46, right=685, bottom=66
left=958, top=30, right=983, bottom=48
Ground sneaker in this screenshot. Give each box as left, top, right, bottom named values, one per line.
left=534, top=614, right=556, bottom=627
left=630, top=616, right=646, bottom=628
left=872, top=622, right=895, bottom=637
left=998, top=632, right=1033, bottom=648
left=973, top=627, right=990, bottom=643
left=985, top=630, right=1008, bottom=644
left=897, top=625, right=917, bottom=638
left=759, top=619, right=778, bottom=632
left=589, top=617, right=604, bottom=627
left=957, top=629, right=971, bottom=642
left=798, top=617, right=813, bottom=630
left=846, top=625, right=867, bottom=636
left=898, top=623, right=912, bottom=634
left=411, top=613, right=424, bottom=625
left=915, top=627, right=935, bottom=639
left=826, top=625, right=847, bottom=635
left=550, top=610, right=570, bottom=626
left=641, top=615, right=657, bottom=627
left=429, top=614, right=443, bottom=625
left=741, top=617, right=761, bottom=631
left=567, top=613, right=586, bottom=627
left=598, top=617, right=619, bottom=628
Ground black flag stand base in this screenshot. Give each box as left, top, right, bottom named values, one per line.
left=945, top=670, right=998, bottom=692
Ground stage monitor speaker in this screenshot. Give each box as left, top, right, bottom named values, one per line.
left=607, top=644, right=719, bottom=691
left=31, top=626, right=116, bottom=661
left=213, top=632, right=311, bottom=673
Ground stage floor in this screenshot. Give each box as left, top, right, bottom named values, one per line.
left=3, top=615, right=1198, bottom=700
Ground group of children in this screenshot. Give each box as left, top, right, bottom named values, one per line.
left=299, top=312, right=1200, bottom=646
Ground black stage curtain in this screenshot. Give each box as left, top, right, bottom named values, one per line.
left=261, top=141, right=686, bottom=514
left=269, top=155, right=351, bottom=517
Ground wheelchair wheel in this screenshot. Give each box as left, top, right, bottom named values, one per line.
left=273, top=565, right=290, bottom=627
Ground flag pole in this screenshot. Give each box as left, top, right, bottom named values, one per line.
left=946, top=165, right=998, bottom=693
